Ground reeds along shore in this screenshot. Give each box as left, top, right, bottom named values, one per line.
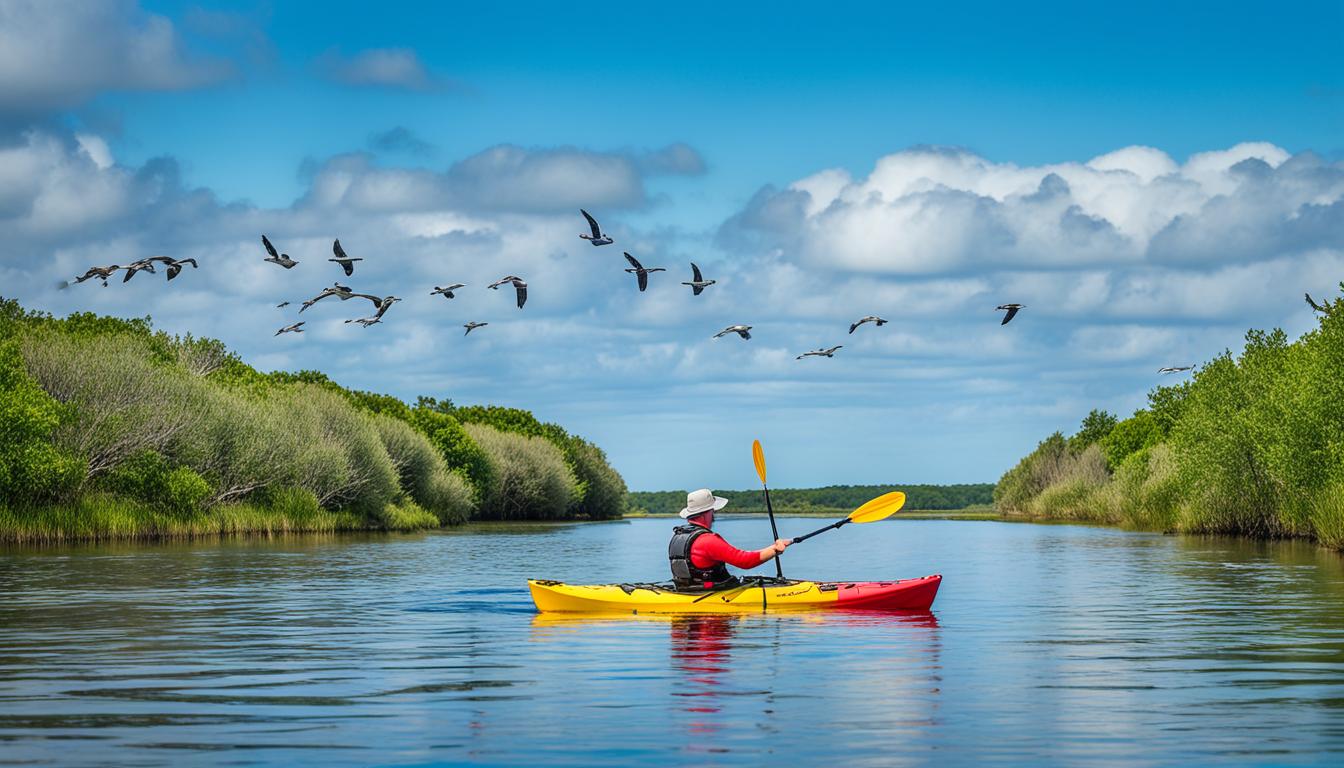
left=0, top=298, right=627, bottom=543
left=994, top=287, right=1344, bottom=550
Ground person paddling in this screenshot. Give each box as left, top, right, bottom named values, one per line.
left=668, top=489, right=791, bottom=590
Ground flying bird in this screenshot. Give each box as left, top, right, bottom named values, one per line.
left=1158, top=365, right=1195, bottom=374
left=681, top=262, right=715, bottom=295
left=1306, top=293, right=1333, bottom=315
left=62, top=265, right=122, bottom=288
left=329, top=239, right=363, bottom=276
left=300, top=283, right=354, bottom=313
left=121, top=258, right=158, bottom=282
left=996, top=304, right=1025, bottom=325
left=275, top=321, right=305, bottom=336
left=797, top=345, right=843, bottom=360
left=276, top=301, right=290, bottom=309
left=346, top=293, right=401, bottom=320
left=463, top=321, right=488, bottom=335
left=623, top=252, right=666, bottom=292
left=488, top=276, right=527, bottom=308
left=344, top=316, right=383, bottom=327
left=579, top=209, right=613, bottom=246
left=713, top=325, right=752, bottom=340
left=142, top=255, right=197, bottom=281
left=262, top=235, right=297, bottom=268
left=849, top=315, right=887, bottom=334
left=431, top=283, right=466, bottom=299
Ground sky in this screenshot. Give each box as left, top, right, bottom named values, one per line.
left=1, top=0, right=1341, bottom=491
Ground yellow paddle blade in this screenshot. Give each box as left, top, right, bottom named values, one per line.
left=752, top=439, right=767, bottom=484
left=848, top=491, right=906, bottom=523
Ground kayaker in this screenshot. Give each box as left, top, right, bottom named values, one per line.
left=669, top=488, right=790, bottom=590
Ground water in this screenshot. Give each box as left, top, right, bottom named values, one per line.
left=2, top=517, right=1342, bottom=766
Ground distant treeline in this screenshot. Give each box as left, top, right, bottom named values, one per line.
left=0, top=298, right=626, bottom=542
left=995, top=285, right=1344, bottom=550
left=629, top=484, right=994, bottom=515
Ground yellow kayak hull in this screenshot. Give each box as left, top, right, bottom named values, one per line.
left=527, top=575, right=941, bottom=614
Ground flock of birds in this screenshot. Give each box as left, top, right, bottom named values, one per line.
left=63, top=255, right=198, bottom=287
left=58, top=208, right=1338, bottom=374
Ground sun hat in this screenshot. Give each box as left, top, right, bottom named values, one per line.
left=679, top=488, right=730, bottom=518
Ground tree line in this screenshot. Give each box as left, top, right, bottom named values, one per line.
left=994, top=285, right=1344, bottom=550
left=0, top=298, right=627, bottom=541
left=629, top=483, right=994, bottom=515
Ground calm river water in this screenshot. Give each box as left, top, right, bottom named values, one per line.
left=2, top=517, right=1342, bottom=766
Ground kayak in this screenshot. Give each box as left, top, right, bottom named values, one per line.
left=528, top=574, right=941, bottom=614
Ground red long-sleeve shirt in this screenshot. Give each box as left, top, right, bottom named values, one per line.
left=689, top=528, right=765, bottom=570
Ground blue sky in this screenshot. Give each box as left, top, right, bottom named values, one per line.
left=2, top=0, right=1342, bottom=491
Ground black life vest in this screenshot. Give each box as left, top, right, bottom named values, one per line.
left=668, top=524, right=735, bottom=590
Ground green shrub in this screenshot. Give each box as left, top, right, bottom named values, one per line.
left=421, top=466, right=474, bottom=524
left=373, top=414, right=474, bottom=524
left=1310, top=481, right=1344, bottom=550
left=0, top=342, right=83, bottom=502
left=454, top=404, right=549, bottom=437
left=411, top=407, right=493, bottom=500
left=1147, top=383, right=1190, bottom=436
left=1100, top=411, right=1164, bottom=468
left=1030, top=479, right=1096, bottom=519
left=465, top=423, right=579, bottom=519
left=375, top=500, right=441, bottom=531
left=1069, top=409, right=1117, bottom=451
left=253, top=486, right=323, bottom=521
left=994, top=432, right=1069, bottom=512
left=301, top=387, right=400, bottom=517
left=564, top=437, right=628, bottom=519
left=1023, top=445, right=1109, bottom=519
left=1132, top=444, right=1181, bottom=531
left=173, top=385, right=298, bottom=506
left=19, top=330, right=208, bottom=479
left=103, top=450, right=211, bottom=516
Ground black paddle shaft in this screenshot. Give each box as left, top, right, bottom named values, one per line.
left=791, top=518, right=852, bottom=545
left=763, top=484, right=784, bottom=579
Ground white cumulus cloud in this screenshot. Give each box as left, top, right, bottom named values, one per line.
left=721, top=142, right=1342, bottom=274
left=0, top=0, right=232, bottom=113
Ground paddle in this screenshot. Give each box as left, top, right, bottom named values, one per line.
left=790, top=491, right=907, bottom=544
left=752, top=439, right=785, bottom=580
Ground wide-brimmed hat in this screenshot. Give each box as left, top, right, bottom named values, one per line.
left=679, top=488, right=730, bottom=518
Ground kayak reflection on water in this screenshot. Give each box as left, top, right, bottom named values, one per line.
left=671, top=615, right=735, bottom=734
left=528, top=610, right=942, bottom=749
left=667, top=612, right=942, bottom=742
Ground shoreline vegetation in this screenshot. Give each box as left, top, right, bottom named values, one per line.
left=628, top=485, right=993, bottom=517
left=994, top=286, right=1344, bottom=551
left=0, top=298, right=628, bottom=543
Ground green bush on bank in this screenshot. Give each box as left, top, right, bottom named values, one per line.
left=995, top=286, right=1344, bottom=550
left=373, top=415, right=473, bottom=525
left=0, top=297, right=629, bottom=541
left=408, top=405, right=494, bottom=504
left=0, top=342, right=83, bottom=503
left=564, top=437, right=629, bottom=519
left=102, top=451, right=211, bottom=516
left=465, top=423, right=580, bottom=520
left=447, top=401, right=627, bottom=518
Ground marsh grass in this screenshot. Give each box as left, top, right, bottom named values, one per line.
left=374, top=500, right=441, bottom=530
left=1310, top=482, right=1344, bottom=550
left=0, top=490, right=437, bottom=544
